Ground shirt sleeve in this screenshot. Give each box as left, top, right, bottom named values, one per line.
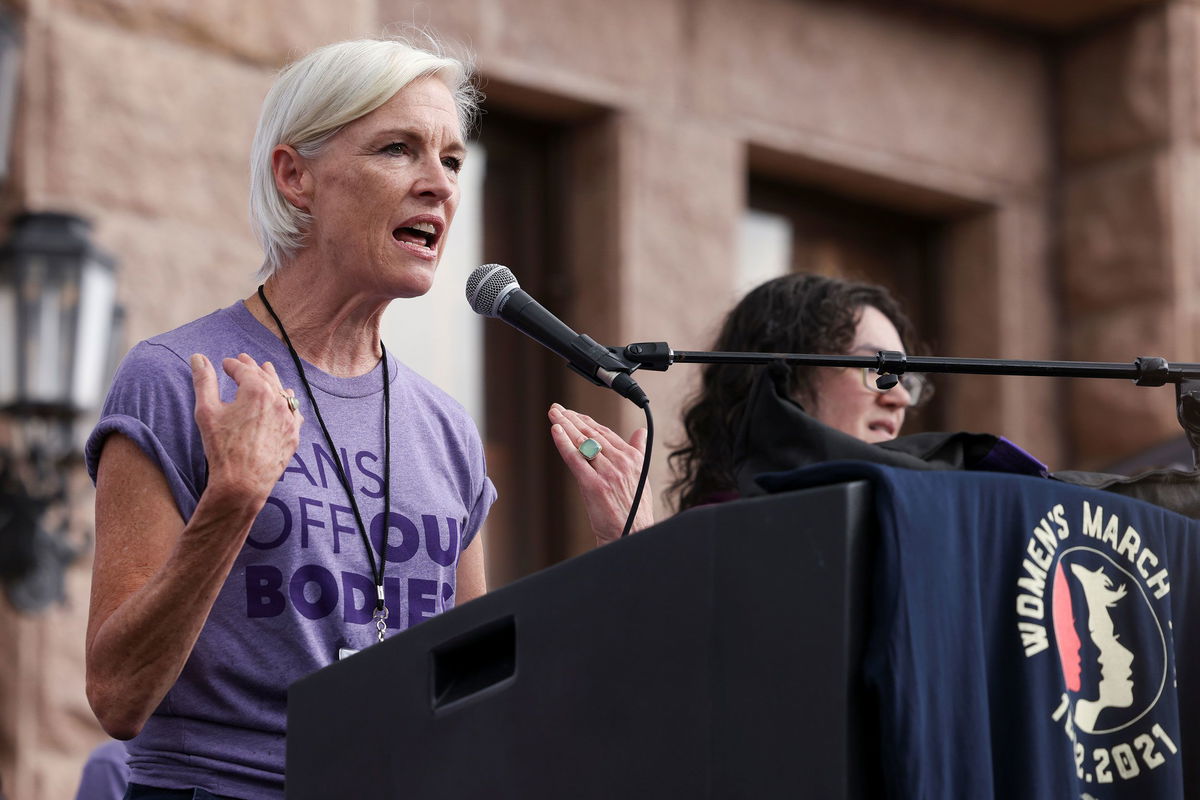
left=461, top=474, right=497, bottom=552
left=84, top=341, right=207, bottom=521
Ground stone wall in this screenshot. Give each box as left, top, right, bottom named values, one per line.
left=1060, top=3, right=1200, bottom=467
left=0, top=0, right=1190, bottom=796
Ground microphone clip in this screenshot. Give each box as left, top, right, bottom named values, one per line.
left=616, top=342, right=674, bottom=372
left=567, top=335, right=650, bottom=408
left=565, top=334, right=639, bottom=387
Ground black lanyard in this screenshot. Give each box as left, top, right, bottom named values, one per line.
left=257, top=285, right=393, bottom=642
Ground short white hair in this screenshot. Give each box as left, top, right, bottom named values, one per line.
left=249, top=34, right=480, bottom=276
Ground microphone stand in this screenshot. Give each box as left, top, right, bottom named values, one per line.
left=610, top=343, right=1200, bottom=469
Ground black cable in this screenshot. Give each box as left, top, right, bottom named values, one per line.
left=620, top=401, right=653, bottom=538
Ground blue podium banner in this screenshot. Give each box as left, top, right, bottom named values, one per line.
left=761, top=463, right=1200, bottom=800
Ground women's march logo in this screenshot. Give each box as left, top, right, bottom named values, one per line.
left=1050, top=549, right=1166, bottom=735
left=1015, top=501, right=1179, bottom=789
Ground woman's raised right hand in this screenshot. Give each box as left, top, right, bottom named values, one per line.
left=190, top=353, right=303, bottom=505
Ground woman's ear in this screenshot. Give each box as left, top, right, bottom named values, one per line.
left=272, top=144, right=311, bottom=211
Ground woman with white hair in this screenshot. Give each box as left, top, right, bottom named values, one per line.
left=84, top=36, right=495, bottom=799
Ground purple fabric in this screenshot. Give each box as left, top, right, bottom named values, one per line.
left=85, top=302, right=496, bottom=799
left=975, top=435, right=1049, bottom=478
left=74, top=740, right=130, bottom=800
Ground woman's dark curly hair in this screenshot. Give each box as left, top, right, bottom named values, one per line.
left=667, top=273, right=917, bottom=511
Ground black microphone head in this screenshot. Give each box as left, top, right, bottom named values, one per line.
left=466, top=264, right=520, bottom=317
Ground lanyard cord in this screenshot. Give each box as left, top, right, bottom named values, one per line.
left=257, top=286, right=392, bottom=625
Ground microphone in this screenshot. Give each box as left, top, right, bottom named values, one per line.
left=466, top=264, right=648, bottom=408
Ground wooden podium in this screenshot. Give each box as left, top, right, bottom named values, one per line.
left=287, top=481, right=879, bottom=798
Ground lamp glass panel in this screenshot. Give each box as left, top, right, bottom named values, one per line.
left=25, top=254, right=66, bottom=404
left=0, top=279, right=15, bottom=405
left=26, top=253, right=82, bottom=408
left=72, top=256, right=115, bottom=411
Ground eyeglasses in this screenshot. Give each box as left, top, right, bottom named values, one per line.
left=860, top=368, right=932, bottom=407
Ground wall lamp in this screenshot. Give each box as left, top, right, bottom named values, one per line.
left=0, top=212, right=120, bottom=612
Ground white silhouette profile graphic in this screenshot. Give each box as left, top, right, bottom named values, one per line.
left=1070, top=563, right=1135, bottom=733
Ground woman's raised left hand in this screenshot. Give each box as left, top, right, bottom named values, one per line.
left=548, top=403, right=655, bottom=546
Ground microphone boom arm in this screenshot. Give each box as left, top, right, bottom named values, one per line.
left=616, top=341, right=1200, bottom=466
left=617, top=341, right=1200, bottom=384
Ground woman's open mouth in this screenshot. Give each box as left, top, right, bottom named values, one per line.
left=392, top=217, right=443, bottom=258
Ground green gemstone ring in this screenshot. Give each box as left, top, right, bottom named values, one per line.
left=578, top=437, right=602, bottom=462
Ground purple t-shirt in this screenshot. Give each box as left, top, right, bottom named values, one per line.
left=85, top=301, right=496, bottom=799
